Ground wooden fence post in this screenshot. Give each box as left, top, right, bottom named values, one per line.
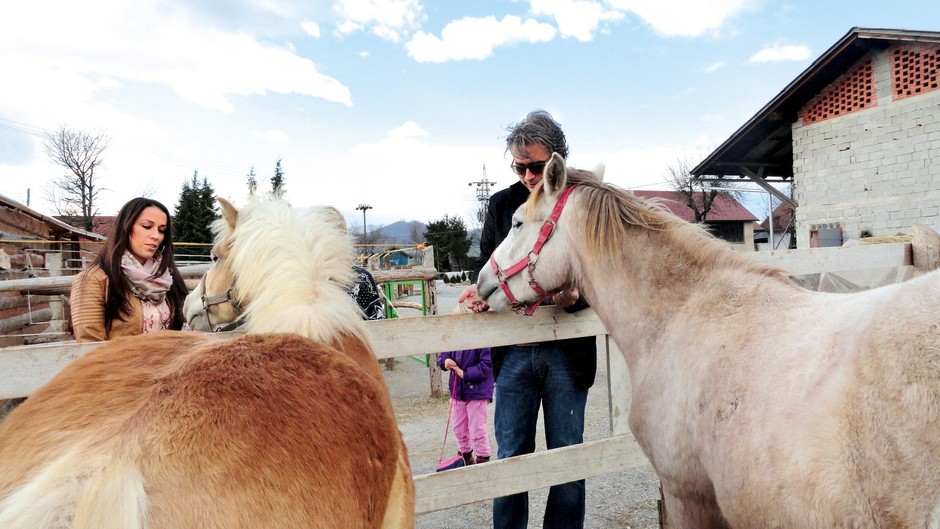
left=912, top=223, right=939, bottom=274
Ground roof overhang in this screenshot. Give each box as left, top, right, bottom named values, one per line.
left=692, top=27, right=940, bottom=208
left=0, top=193, right=105, bottom=241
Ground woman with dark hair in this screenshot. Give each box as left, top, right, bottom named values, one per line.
left=70, top=197, right=188, bottom=342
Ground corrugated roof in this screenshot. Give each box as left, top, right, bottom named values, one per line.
left=633, top=190, right=757, bottom=222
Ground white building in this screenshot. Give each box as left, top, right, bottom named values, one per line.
left=694, top=27, right=940, bottom=248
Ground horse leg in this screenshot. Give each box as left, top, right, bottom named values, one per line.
left=660, top=483, right=730, bottom=529
left=380, top=446, right=415, bottom=529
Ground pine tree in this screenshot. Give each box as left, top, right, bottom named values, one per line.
left=247, top=166, right=258, bottom=195
left=174, top=170, right=219, bottom=259
left=424, top=215, right=471, bottom=272
left=271, top=158, right=286, bottom=197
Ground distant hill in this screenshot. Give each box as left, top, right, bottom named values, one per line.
left=380, top=220, right=425, bottom=244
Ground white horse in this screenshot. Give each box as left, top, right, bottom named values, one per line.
left=477, top=153, right=940, bottom=529
left=0, top=195, right=414, bottom=529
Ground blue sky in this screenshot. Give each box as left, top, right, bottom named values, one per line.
left=1, top=1, right=936, bottom=230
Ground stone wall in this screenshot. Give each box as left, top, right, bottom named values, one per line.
left=792, top=47, right=940, bottom=248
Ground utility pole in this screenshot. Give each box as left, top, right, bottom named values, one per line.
left=468, top=165, right=493, bottom=222
left=356, top=204, right=372, bottom=242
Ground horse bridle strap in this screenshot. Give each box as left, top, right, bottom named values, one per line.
left=197, top=274, right=245, bottom=332
left=489, top=185, right=576, bottom=316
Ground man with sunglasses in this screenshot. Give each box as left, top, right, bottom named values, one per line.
left=459, top=110, right=596, bottom=529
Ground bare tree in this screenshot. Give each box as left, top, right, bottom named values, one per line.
left=350, top=225, right=388, bottom=246
left=43, top=125, right=110, bottom=231
left=407, top=221, right=425, bottom=244
left=666, top=156, right=740, bottom=223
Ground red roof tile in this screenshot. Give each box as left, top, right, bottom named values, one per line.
left=756, top=202, right=795, bottom=232
left=632, top=190, right=758, bottom=222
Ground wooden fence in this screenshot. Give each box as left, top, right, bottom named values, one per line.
left=0, top=305, right=647, bottom=514
left=1, top=237, right=934, bottom=515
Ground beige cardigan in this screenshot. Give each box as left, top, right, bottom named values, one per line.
left=70, top=265, right=145, bottom=342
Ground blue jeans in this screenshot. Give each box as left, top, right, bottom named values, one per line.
left=492, top=343, right=588, bottom=529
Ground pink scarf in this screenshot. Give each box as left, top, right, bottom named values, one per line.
left=121, top=251, right=173, bottom=304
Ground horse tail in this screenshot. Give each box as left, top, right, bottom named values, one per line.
left=0, top=448, right=147, bottom=529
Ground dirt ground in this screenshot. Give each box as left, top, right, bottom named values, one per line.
left=384, top=282, right=661, bottom=529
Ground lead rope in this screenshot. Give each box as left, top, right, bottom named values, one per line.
left=437, top=373, right=459, bottom=465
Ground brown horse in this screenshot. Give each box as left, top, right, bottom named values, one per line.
left=478, top=153, right=940, bottom=529
left=0, top=195, right=414, bottom=528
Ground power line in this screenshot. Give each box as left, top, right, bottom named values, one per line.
left=0, top=118, right=47, bottom=139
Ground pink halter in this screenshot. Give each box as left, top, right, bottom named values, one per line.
left=488, top=186, right=576, bottom=315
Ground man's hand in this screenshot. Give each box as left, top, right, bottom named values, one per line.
left=552, top=287, right=580, bottom=308
left=458, top=284, right=489, bottom=313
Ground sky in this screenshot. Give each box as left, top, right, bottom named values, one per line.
left=1, top=0, right=937, bottom=232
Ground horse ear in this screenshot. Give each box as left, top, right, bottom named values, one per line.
left=593, top=163, right=606, bottom=182
left=543, top=152, right=568, bottom=195
left=217, top=197, right=239, bottom=230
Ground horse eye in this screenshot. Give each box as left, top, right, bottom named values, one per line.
left=210, top=253, right=219, bottom=262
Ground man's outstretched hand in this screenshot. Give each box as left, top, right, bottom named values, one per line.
left=458, top=284, right=489, bottom=312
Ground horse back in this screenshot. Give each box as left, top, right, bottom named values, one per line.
left=0, top=331, right=403, bottom=529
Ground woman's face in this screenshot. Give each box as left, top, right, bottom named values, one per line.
left=128, top=206, right=168, bottom=264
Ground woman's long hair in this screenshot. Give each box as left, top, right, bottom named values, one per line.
left=94, top=197, right=187, bottom=332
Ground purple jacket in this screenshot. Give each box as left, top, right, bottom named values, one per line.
left=437, top=347, right=494, bottom=402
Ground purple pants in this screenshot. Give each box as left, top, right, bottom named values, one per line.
left=451, top=398, right=491, bottom=458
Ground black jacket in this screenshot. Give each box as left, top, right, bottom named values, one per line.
left=472, top=181, right=597, bottom=389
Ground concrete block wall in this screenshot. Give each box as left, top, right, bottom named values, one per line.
left=792, top=48, right=940, bottom=248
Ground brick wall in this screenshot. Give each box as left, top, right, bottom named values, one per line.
left=793, top=47, right=940, bottom=248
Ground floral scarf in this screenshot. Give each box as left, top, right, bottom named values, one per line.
left=121, top=251, right=173, bottom=304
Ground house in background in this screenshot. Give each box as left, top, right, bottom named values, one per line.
left=692, top=27, right=940, bottom=248
left=754, top=202, right=797, bottom=251
left=633, top=190, right=758, bottom=251
left=0, top=193, right=105, bottom=345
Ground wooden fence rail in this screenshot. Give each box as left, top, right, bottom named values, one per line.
left=0, top=307, right=647, bottom=515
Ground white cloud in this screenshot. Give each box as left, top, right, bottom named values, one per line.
left=749, top=43, right=812, bottom=63
left=529, top=0, right=624, bottom=42
left=333, top=0, right=426, bottom=42
left=0, top=0, right=352, bottom=114
left=253, top=130, right=290, bottom=143
left=703, top=61, right=727, bottom=73
left=388, top=121, right=428, bottom=139
left=301, top=20, right=321, bottom=37
left=605, top=0, right=750, bottom=37
left=406, top=16, right=556, bottom=63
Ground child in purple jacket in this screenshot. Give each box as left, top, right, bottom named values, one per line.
left=437, top=342, right=494, bottom=465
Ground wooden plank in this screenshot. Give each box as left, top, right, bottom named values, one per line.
left=747, top=242, right=911, bottom=275
left=912, top=223, right=940, bottom=273
left=366, top=307, right=606, bottom=358
left=414, top=434, right=649, bottom=514
left=606, top=336, right=632, bottom=436
left=0, top=340, right=99, bottom=399
left=0, top=307, right=607, bottom=399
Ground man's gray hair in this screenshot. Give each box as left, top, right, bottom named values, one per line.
left=505, top=110, right=569, bottom=159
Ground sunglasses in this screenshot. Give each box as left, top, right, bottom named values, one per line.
left=510, top=159, right=549, bottom=176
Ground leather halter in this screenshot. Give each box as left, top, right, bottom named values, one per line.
left=488, top=185, right=576, bottom=316
left=196, top=273, right=245, bottom=332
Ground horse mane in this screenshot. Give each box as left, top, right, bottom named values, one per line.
left=213, top=195, right=366, bottom=343
left=528, top=169, right=792, bottom=281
